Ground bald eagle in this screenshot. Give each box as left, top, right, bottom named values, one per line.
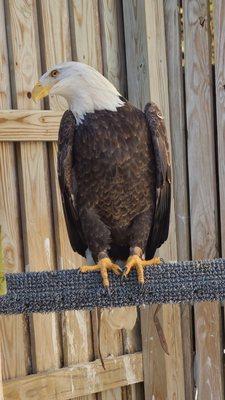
left=32, top=62, right=171, bottom=288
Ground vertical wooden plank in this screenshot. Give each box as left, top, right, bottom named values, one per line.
left=141, top=3, right=185, bottom=399
left=69, top=2, right=125, bottom=400
left=93, top=311, right=124, bottom=400
left=122, top=321, right=144, bottom=400
left=69, top=0, right=102, bottom=71
left=122, top=0, right=150, bottom=110
left=5, top=0, right=61, bottom=373
left=99, top=2, right=143, bottom=399
left=37, top=2, right=95, bottom=400
left=123, top=1, right=185, bottom=399
left=0, top=347, right=4, bottom=400
left=164, top=1, right=194, bottom=399
left=0, top=0, right=30, bottom=380
left=184, top=1, right=224, bottom=399
left=98, top=0, right=126, bottom=95
left=0, top=0, right=10, bottom=109
left=164, top=0, right=190, bottom=261
left=214, top=0, right=225, bottom=257
left=122, top=3, right=166, bottom=398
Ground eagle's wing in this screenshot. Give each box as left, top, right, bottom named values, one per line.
left=58, top=110, right=86, bottom=257
left=144, top=102, right=171, bottom=258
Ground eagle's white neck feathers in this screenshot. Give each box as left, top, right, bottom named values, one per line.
left=40, top=62, right=125, bottom=124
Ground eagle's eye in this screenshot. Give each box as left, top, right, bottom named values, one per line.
left=50, top=69, right=59, bottom=78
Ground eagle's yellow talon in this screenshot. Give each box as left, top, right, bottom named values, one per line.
left=111, top=264, right=122, bottom=275
left=80, top=265, right=100, bottom=273
left=80, top=257, right=121, bottom=287
left=123, top=255, right=161, bottom=283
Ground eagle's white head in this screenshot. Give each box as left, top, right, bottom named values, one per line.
left=31, top=61, right=124, bottom=123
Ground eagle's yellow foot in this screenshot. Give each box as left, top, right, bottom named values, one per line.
left=123, top=255, right=161, bottom=284
left=80, top=257, right=121, bottom=287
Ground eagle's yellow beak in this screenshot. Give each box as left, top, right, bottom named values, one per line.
left=31, top=82, right=51, bottom=101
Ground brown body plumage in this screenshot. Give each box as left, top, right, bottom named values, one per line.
left=32, top=61, right=171, bottom=340
left=58, top=100, right=171, bottom=264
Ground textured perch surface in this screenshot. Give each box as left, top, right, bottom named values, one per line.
left=0, top=258, right=225, bottom=315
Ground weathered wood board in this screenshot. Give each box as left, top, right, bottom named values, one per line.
left=164, top=1, right=193, bottom=398
left=184, top=1, right=224, bottom=398
left=38, top=1, right=94, bottom=399
left=3, top=353, right=143, bottom=400
left=0, top=0, right=30, bottom=381
left=5, top=0, right=62, bottom=373
left=99, top=0, right=126, bottom=95
left=123, top=1, right=185, bottom=398
left=0, top=348, right=3, bottom=400
left=99, top=2, right=142, bottom=399
left=0, top=110, right=61, bottom=141
left=69, top=0, right=102, bottom=71
left=214, top=0, right=225, bottom=257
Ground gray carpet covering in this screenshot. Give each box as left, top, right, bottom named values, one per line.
left=0, top=258, right=224, bottom=314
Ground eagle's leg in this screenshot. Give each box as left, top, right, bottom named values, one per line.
left=80, top=252, right=121, bottom=287
left=79, top=208, right=121, bottom=286
left=123, top=247, right=160, bottom=284
left=123, top=210, right=160, bottom=283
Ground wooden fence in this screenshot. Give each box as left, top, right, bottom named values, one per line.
left=0, top=0, right=224, bottom=399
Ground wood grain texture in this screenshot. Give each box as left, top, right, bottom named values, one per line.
left=0, top=0, right=30, bottom=381
left=91, top=310, right=124, bottom=400
left=140, top=305, right=167, bottom=399
left=39, top=2, right=96, bottom=399
left=0, top=0, right=10, bottom=108
left=69, top=3, right=125, bottom=399
left=69, top=0, right=102, bottom=71
left=164, top=2, right=193, bottom=398
left=0, top=145, right=31, bottom=378
left=140, top=304, right=186, bottom=399
left=184, top=1, right=223, bottom=398
left=99, top=3, right=141, bottom=398
left=123, top=1, right=185, bottom=399
left=4, top=0, right=41, bottom=109
left=122, top=317, right=144, bottom=400
left=164, top=0, right=190, bottom=262
left=214, top=0, right=225, bottom=257
left=0, top=349, right=3, bottom=400
left=17, top=142, right=62, bottom=371
left=5, top=0, right=62, bottom=373
left=214, top=10, right=225, bottom=396
left=0, top=110, right=61, bottom=141
left=122, top=4, right=165, bottom=395
left=50, top=145, right=95, bottom=397
left=98, top=0, right=126, bottom=95
left=184, top=0, right=218, bottom=260
left=37, top=0, right=70, bottom=111
left=122, top=0, right=150, bottom=110
left=3, top=353, right=143, bottom=400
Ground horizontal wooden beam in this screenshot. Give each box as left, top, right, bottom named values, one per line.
left=3, top=352, right=143, bottom=400
left=0, top=110, right=62, bottom=141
